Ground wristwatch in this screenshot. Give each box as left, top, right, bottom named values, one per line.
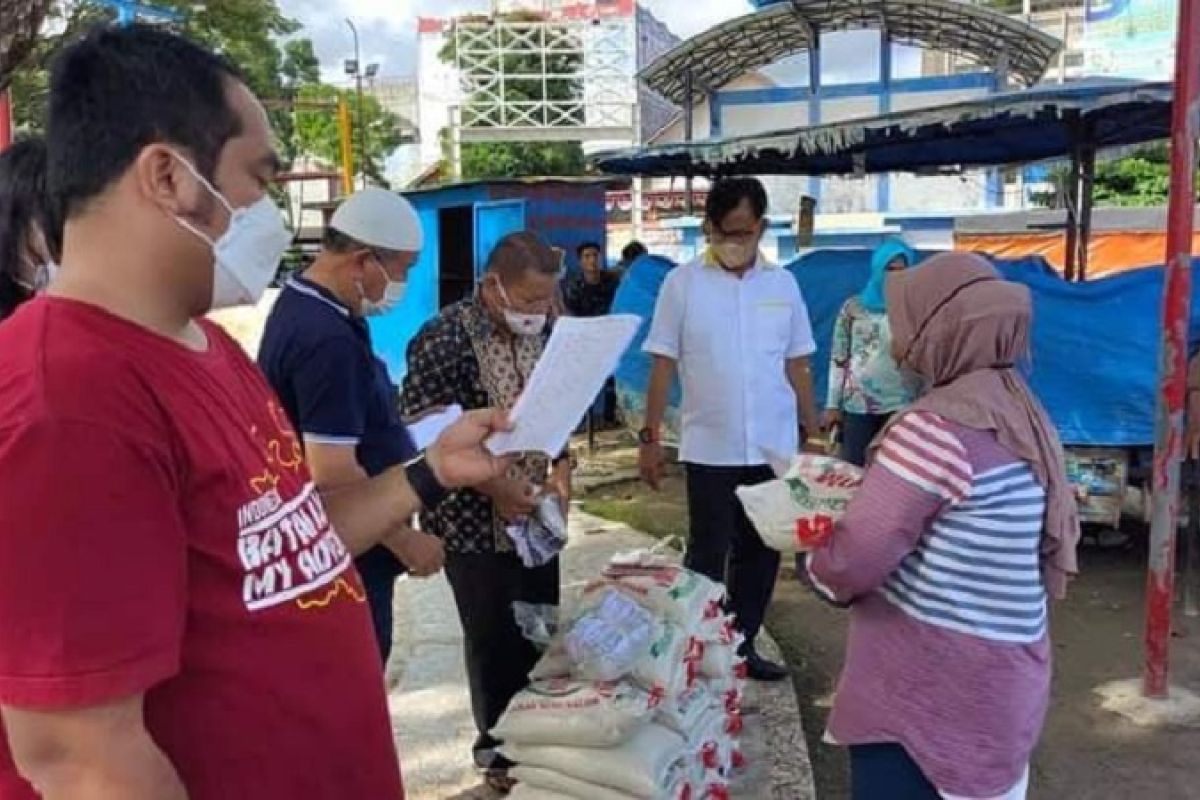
left=404, top=452, right=449, bottom=510
left=638, top=427, right=658, bottom=445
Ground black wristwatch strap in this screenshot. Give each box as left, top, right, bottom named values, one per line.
left=405, top=452, right=449, bottom=510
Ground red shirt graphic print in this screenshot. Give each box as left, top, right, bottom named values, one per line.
left=0, top=298, right=403, bottom=799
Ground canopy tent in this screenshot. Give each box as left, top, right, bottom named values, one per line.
left=592, top=80, right=1171, bottom=177
left=591, top=79, right=1174, bottom=279
left=640, top=0, right=1061, bottom=105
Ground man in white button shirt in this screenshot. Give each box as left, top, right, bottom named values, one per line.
left=639, top=178, right=820, bottom=681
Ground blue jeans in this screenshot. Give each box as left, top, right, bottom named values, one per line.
left=355, top=545, right=406, bottom=663
left=850, top=743, right=939, bottom=800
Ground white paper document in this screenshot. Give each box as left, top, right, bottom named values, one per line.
left=487, top=314, right=642, bottom=457
left=406, top=404, right=464, bottom=450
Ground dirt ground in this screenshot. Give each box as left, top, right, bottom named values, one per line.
left=581, top=468, right=1200, bottom=800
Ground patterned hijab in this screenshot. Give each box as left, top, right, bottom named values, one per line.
left=884, top=252, right=1080, bottom=600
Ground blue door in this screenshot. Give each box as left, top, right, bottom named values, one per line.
left=473, top=199, right=527, bottom=282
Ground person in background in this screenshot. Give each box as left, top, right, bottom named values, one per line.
left=618, top=239, right=648, bottom=272
left=563, top=240, right=621, bottom=424
left=805, top=252, right=1079, bottom=800
left=258, top=187, right=444, bottom=663
left=403, top=231, right=571, bottom=792
left=0, top=137, right=62, bottom=320
left=562, top=240, right=618, bottom=318
left=0, top=24, right=511, bottom=799
left=639, top=177, right=821, bottom=682
left=823, top=238, right=920, bottom=466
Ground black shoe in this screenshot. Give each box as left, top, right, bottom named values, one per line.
left=744, top=650, right=789, bottom=682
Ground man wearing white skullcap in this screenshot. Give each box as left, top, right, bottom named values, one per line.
left=259, top=187, right=442, bottom=661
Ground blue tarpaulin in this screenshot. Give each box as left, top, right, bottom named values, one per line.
left=612, top=250, right=1200, bottom=448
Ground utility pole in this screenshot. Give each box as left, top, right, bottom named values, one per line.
left=346, top=18, right=368, bottom=190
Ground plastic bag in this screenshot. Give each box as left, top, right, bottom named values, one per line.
left=531, top=620, right=697, bottom=699
left=492, top=679, right=655, bottom=748
left=736, top=454, right=863, bottom=553
left=564, top=589, right=659, bottom=681
left=513, top=602, right=560, bottom=649
left=506, top=492, right=569, bottom=568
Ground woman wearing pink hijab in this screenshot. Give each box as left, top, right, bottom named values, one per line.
left=805, top=253, right=1079, bottom=799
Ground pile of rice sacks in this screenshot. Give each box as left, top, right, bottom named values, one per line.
left=735, top=454, right=863, bottom=554
left=497, top=550, right=746, bottom=799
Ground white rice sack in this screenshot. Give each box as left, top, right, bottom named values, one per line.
left=698, top=629, right=744, bottom=680
left=693, top=706, right=735, bottom=777
left=565, top=589, right=660, bottom=681
left=493, top=679, right=655, bottom=748
left=600, top=557, right=726, bottom=633
left=654, top=686, right=717, bottom=740
left=736, top=454, right=863, bottom=553
left=631, top=622, right=698, bottom=699
left=532, top=619, right=698, bottom=699
left=512, top=766, right=643, bottom=800
left=503, top=722, right=690, bottom=800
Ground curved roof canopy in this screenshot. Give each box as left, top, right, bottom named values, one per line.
left=641, top=0, right=1062, bottom=104
left=591, top=81, right=1171, bottom=178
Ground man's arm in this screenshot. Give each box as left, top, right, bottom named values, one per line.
left=305, top=443, right=443, bottom=573
left=787, top=357, right=822, bottom=443
left=313, top=409, right=513, bottom=549
left=639, top=355, right=676, bottom=490
left=3, top=696, right=185, bottom=800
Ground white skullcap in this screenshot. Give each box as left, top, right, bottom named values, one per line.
left=330, top=187, right=423, bottom=252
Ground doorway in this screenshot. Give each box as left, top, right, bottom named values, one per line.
left=438, top=205, right=475, bottom=308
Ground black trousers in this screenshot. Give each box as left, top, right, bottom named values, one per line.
left=840, top=412, right=893, bottom=468
left=444, top=550, right=560, bottom=761
left=684, top=463, right=780, bottom=645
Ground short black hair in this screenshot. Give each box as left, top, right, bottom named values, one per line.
left=46, top=24, right=244, bottom=218
left=705, top=177, right=768, bottom=226
left=577, top=241, right=602, bottom=257
left=488, top=232, right=561, bottom=282
left=621, top=241, right=647, bottom=262
left=0, top=137, right=63, bottom=319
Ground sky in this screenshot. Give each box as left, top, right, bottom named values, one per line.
left=276, top=0, right=917, bottom=88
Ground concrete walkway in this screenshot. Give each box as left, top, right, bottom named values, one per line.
left=386, top=510, right=815, bottom=800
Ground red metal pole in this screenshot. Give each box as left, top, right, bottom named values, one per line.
left=1144, top=0, right=1200, bottom=699
left=0, top=90, right=12, bottom=151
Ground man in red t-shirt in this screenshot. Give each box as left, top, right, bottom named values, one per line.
left=0, top=25, right=511, bottom=799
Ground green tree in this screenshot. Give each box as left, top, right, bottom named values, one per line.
left=0, top=0, right=53, bottom=90
left=438, top=11, right=585, bottom=179
left=293, top=82, right=404, bottom=188
left=1033, top=145, right=1183, bottom=209
left=7, top=0, right=311, bottom=153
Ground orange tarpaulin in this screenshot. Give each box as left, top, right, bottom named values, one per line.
left=954, top=231, right=1200, bottom=278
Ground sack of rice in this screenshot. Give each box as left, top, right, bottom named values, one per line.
left=533, top=619, right=698, bottom=699
left=492, top=678, right=655, bottom=748
left=564, top=589, right=659, bottom=681
left=601, top=554, right=727, bottom=633
left=736, top=454, right=863, bottom=553
left=511, top=765, right=694, bottom=800
left=502, top=722, right=691, bottom=800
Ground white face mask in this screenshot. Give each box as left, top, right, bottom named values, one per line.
left=362, top=257, right=408, bottom=317
left=496, top=279, right=547, bottom=336
left=169, top=153, right=292, bottom=310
